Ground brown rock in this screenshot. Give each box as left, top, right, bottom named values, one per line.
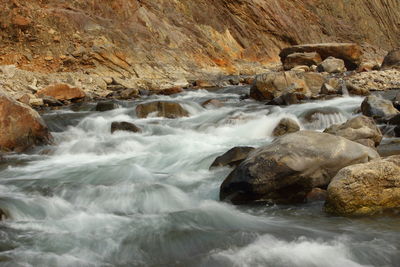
left=272, top=118, right=300, bottom=136
left=136, top=101, right=189, bottom=119
left=0, top=92, right=52, bottom=152
left=306, top=188, right=327, bottom=202
left=202, top=99, right=224, bottom=108
left=111, top=121, right=142, bottom=134
left=381, top=49, right=400, bottom=70
left=283, top=52, right=322, bottom=70
left=36, top=84, right=86, bottom=101
left=300, top=72, right=326, bottom=96
left=156, top=87, right=184, bottom=96
left=120, top=88, right=139, bottom=99
left=325, top=156, right=400, bottom=216
left=210, top=146, right=255, bottom=169
left=280, top=43, right=363, bottom=70
left=317, top=57, right=346, bottom=73
left=12, top=15, right=31, bottom=29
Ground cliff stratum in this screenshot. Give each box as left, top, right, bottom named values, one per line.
left=1, top=0, right=400, bottom=89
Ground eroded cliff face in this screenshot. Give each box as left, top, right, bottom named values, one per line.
left=0, top=0, right=399, bottom=87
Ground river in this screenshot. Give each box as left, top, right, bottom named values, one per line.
left=0, top=86, right=399, bottom=266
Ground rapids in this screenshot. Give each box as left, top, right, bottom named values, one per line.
left=0, top=86, right=399, bottom=266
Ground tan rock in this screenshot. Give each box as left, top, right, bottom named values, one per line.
left=272, top=118, right=300, bottom=136
left=283, top=52, right=322, bottom=70
left=36, top=84, right=86, bottom=101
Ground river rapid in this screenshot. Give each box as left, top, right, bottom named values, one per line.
left=0, top=86, right=399, bottom=267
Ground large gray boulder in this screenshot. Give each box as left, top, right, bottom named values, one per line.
left=325, top=156, right=400, bottom=216
left=324, top=115, right=382, bottom=146
left=361, top=95, right=399, bottom=119
left=219, top=131, right=379, bottom=204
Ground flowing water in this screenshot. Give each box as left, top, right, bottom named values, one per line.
left=0, top=86, right=399, bottom=267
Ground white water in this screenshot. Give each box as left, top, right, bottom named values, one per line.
left=0, top=86, right=399, bottom=266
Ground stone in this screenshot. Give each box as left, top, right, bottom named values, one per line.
left=306, top=188, right=327, bottom=202
left=377, top=139, right=400, bottom=157
left=344, top=81, right=369, bottom=96
left=280, top=43, right=363, bottom=70
left=36, top=84, right=86, bottom=101
left=250, top=71, right=310, bottom=101
left=325, top=156, right=400, bottom=216
left=324, top=115, right=382, bottom=146
left=300, top=72, right=326, bottom=96
left=210, top=146, right=255, bottom=169
left=283, top=52, right=322, bottom=70
left=12, top=15, right=31, bottom=29
left=361, top=95, right=399, bottom=119
left=320, top=83, right=337, bottom=95
left=111, top=121, right=142, bottom=134
left=156, top=87, right=183, bottom=95
left=95, top=101, right=119, bottom=112
left=119, top=88, right=139, bottom=99
left=136, top=101, right=189, bottom=119
left=220, top=131, right=379, bottom=204
left=0, top=208, right=8, bottom=221
left=201, top=99, right=224, bottom=108
left=272, top=118, right=300, bottom=136
left=0, top=92, right=52, bottom=152
left=381, top=49, right=400, bottom=70
left=42, top=96, right=63, bottom=106
left=317, top=57, right=346, bottom=73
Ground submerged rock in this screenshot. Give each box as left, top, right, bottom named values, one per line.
left=111, top=121, right=142, bottom=134
left=0, top=208, right=8, bottom=221
left=325, top=156, right=400, bottom=216
left=220, top=131, right=378, bottom=204
left=210, top=146, right=255, bottom=169
left=306, top=188, right=327, bottom=203
left=136, top=101, right=189, bottom=119
left=280, top=43, right=362, bottom=70
left=361, top=95, right=399, bottom=119
left=0, top=92, right=52, bottom=152
left=324, top=115, right=382, bottom=146
left=95, top=101, right=119, bottom=112
left=272, top=118, right=300, bottom=137
left=202, top=99, right=224, bottom=108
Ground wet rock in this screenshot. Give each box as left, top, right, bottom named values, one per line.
left=156, top=87, right=183, bottom=96
left=111, top=122, right=141, bottom=134
left=280, top=43, right=362, bottom=70
left=324, top=115, right=382, bottom=146
left=377, top=139, right=400, bottom=157
left=250, top=71, right=310, bottom=101
left=325, top=156, right=400, bottom=216
left=95, top=101, right=119, bottom=112
left=0, top=208, right=8, bottom=221
left=300, top=107, right=343, bottom=123
left=202, top=99, right=224, bottom=108
left=194, top=80, right=217, bottom=88
left=210, top=146, right=255, bottom=169
left=272, top=118, right=300, bottom=136
left=361, top=95, right=399, bottom=119
left=42, top=96, right=63, bottom=107
left=220, top=131, right=379, bottom=204
left=36, top=84, right=86, bottom=101
left=381, top=49, right=400, bottom=70
left=306, top=188, right=327, bottom=203
left=283, top=52, right=322, bottom=70
left=136, top=101, right=189, bottom=119
left=0, top=92, right=52, bottom=152
left=317, top=57, right=346, bottom=73
left=120, top=88, right=139, bottom=99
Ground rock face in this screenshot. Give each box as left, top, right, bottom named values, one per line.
left=220, top=131, right=379, bottom=204
left=280, top=43, right=362, bottom=70
left=324, top=116, right=382, bottom=146
left=210, top=146, right=255, bottom=169
left=283, top=52, right=322, bottom=70
left=272, top=118, right=300, bottom=136
left=361, top=95, right=399, bottom=119
left=250, top=71, right=310, bottom=101
left=0, top=92, right=52, bottom=152
left=111, top=121, right=141, bottom=134
left=36, top=84, right=86, bottom=101
left=317, top=57, right=346, bottom=73
left=381, top=49, right=400, bottom=70
left=136, top=101, right=189, bottom=119
left=325, top=156, right=400, bottom=216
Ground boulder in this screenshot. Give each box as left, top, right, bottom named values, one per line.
left=361, top=95, right=399, bottom=119
left=36, top=84, right=86, bottom=101
left=381, top=49, right=400, bottom=70
left=272, top=118, right=300, bottom=136
left=283, top=52, right=322, bottom=70
left=210, top=146, right=255, bottom=169
left=280, top=43, right=363, bottom=70
left=324, top=115, right=382, bottom=146
left=0, top=92, right=52, bottom=152
left=95, top=101, right=119, bottom=112
left=300, top=72, right=326, bottom=96
left=317, top=57, right=346, bottom=73
left=220, top=131, right=379, bottom=204
left=250, top=71, right=310, bottom=101
left=111, top=121, right=142, bottom=134
left=325, top=156, right=400, bottom=216
left=136, top=101, right=189, bottom=119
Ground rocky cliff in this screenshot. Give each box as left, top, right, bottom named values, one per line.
left=1, top=0, right=400, bottom=91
